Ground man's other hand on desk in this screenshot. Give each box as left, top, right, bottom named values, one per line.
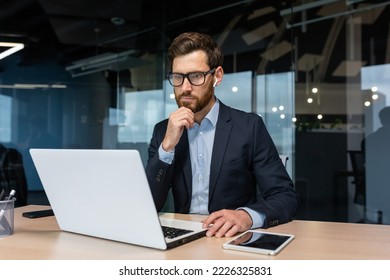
left=201, top=209, right=253, bottom=238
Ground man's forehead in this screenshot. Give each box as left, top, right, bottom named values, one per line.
left=172, top=50, right=209, bottom=72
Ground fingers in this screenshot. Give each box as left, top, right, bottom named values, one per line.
left=201, top=209, right=253, bottom=238
left=171, top=106, right=195, bottom=127
left=162, top=107, right=194, bottom=151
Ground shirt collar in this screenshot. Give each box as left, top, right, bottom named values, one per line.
left=204, top=98, right=219, bottom=128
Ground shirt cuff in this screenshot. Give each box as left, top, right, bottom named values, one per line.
left=158, top=144, right=175, bottom=164
left=238, top=207, right=265, bottom=228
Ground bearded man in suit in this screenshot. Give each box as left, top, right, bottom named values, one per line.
left=146, top=32, right=299, bottom=238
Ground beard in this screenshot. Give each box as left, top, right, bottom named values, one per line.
left=174, top=83, right=214, bottom=113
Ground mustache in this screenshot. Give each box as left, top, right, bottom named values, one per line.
left=179, top=92, right=192, bottom=97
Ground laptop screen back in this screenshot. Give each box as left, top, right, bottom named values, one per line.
left=29, top=149, right=168, bottom=249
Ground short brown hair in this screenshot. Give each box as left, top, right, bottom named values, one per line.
left=168, top=32, right=223, bottom=69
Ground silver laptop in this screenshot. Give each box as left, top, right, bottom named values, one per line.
left=29, top=148, right=207, bottom=250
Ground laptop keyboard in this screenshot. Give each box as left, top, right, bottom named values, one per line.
left=162, top=226, right=194, bottom=239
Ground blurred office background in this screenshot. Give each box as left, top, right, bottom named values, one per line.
left=1, top=0, right=389, bottom=224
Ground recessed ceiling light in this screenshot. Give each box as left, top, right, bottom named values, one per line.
left=111, top=17, right=125, bottom=26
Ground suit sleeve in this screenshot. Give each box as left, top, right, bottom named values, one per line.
left=145, top=121, right=175, bottom=212
left=249, top=116, right=300, bottom=228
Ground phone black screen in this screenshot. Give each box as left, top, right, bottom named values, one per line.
left=228, top=231, right=291, bottom=251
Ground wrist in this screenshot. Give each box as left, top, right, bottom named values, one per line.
left=162, top=140, right=175, bottom=152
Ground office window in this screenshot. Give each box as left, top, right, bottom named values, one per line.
left=116, top=89, right=164, bottom=144
left=0, top=94, right=12, bottom=142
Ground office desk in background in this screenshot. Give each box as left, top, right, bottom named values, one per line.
left=1, top=205, right=390, bottom=260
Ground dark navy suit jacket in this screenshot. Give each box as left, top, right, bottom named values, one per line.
left=145, top=101, right=299, bottom=228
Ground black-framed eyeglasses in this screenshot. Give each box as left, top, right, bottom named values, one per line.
left=167, top=68, right=215, bottom=87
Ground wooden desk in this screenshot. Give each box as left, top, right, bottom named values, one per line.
left=1, top=205, right=390, bottom=260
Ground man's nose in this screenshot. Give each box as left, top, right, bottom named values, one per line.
left=181, top=77, right=193, bottom=90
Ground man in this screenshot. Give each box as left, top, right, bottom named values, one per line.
left=146, top=32, right=299, bottom=238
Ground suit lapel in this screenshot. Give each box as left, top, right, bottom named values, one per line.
left=209, top=103, right=232, bottom=199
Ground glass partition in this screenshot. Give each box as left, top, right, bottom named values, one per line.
left=257, top=72, right=295, bottom=178
left=216, top=71, right=252, bottom=113
left=361, top=64, right=390, bottom=224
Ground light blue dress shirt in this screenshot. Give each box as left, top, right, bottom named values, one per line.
left=158, top=99, right=264, bottom=228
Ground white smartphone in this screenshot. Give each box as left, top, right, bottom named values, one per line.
left=223, top=230, right=294, bottom=255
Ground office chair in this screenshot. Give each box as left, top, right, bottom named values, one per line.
left=0, top=144, right=28, bottom=207
left=348, top=150, right=386, bottom=224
